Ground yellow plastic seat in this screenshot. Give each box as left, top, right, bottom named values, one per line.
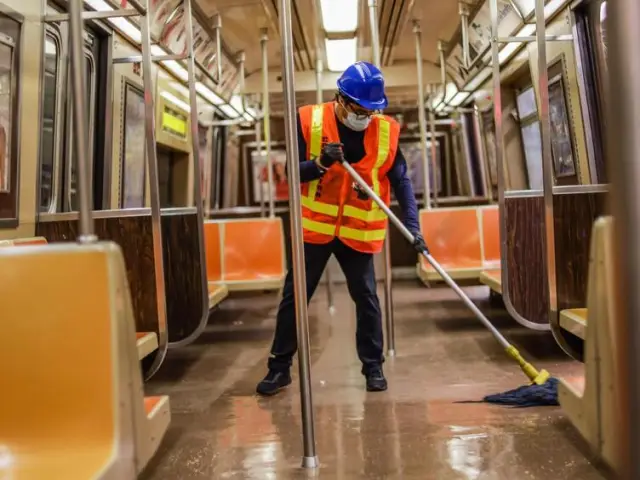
left=0, top=242, right=170, bottom=478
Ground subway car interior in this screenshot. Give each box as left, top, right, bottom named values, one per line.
left=2, top=0, right=638, bottom=478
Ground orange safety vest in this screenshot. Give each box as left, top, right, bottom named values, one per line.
left=298, top=102, right=400, bottom=254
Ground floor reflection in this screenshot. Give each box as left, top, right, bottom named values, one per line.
left=142, top=283, right=607, bottom=479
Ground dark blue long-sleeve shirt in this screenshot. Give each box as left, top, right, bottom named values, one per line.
left=295, top=113, right=420, bottom=234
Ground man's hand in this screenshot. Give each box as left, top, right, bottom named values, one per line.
left=316, top=142, right=344, bottom=169
left=412, top=232, right=428, bottom=254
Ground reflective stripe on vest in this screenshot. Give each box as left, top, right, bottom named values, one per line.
left=301, top=105, right=339, bottom=217
left=342, top=115, right=390, bottom=222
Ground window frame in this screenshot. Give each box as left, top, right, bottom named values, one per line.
left=119, top=78, right=147, bottom=209
left=0, top=7, right=23, bottom=228
left=38, top=26, right=64, bottom=214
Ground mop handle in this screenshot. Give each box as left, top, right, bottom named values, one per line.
left=339, top=159, right=512, bottom=350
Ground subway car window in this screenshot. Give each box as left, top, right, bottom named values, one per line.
left=39, top=32, right=61, bottom=213
left=516, top=86, right=543, bottom=190
left=120, top=82, right=146, bottom=209
left=64, top=52, right=96, bottom=212
left=0, top=14, right=19, bottom=224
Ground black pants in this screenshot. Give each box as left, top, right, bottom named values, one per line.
left=268, top=238, right=384, bottom=374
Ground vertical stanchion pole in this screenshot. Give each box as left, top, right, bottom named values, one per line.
left=178, top=0, right=213, bottom=347
left=369, top=0, right=395, bottom=356
left=261, top=30, right=275, bottom=218
left=316, top=55, right=335, bottom=312
left=429, top=107, right=439, bottom=206
left=213, top=14, right=222, bottom=83
left=608, top=0, right=640, bottom=476
left=279, top=0, right=318, bottom=468
left=256, top=120, right=265, bottom=216
left=413, top=20, right=431, bottom=210
left=535, top=0, right=558, bottom=335
left=460, top=2, right=470, bottom=69
left=68, top=0, right=95, bottom=242
left=140, top=6, right=168, bottom=375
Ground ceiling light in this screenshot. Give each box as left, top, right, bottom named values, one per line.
left=497, top=24, right=535, bottom=65
left=325, top=38, right=357, bottom=72
left=320, top=0, right=358, bottom=33
left=464, top=68, right=491, bottom=91
left=161, top=91, right=190, bottom=113
left=511, top=0, right=535, bottom=17
left=85, top=0, right=142, bottom=44
left=162, top=59, right=189, bottom=82
left=449, top=91, right=471, bottom=107
left=444, top=83, right=458, bottom=104
left=219, top=104, right=240, bottom=118
left=196, top=82, right=225, bottom=105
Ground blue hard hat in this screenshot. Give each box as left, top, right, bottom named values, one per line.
left=337, top=61, right=388, bottom=111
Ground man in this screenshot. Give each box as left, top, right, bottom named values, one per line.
left=256, top=61, right=427, bottom=395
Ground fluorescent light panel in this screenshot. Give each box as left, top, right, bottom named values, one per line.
left=449, top=91, right=471, bottom=107
left=444, top=83, right=458, bottom=104
left=195, top=82, right=224, bottom=105
left=161, top=91, right=190, bottom=112
left=320, top=0, right=358, bottom=33
left=325, top=38, right=357, bottom=72
left=219, top=104, right=240, bottom=118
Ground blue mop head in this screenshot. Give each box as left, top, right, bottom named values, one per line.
left=482, top=377, right=559, bottom=407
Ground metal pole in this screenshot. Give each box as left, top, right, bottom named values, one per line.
left=169, top=0, right=214, bottom=348
left=213, top=14, right=222, bottom=83
left=413, top=20, right=431, bottom=210
left=140, top=6, right=168, bottom=376
left=429, top=108, right=439, bottom=206
left=256, top=120, right=265, bottom=216
left=68, top=0, right=95, bottom=242
left=608, top=0, right=640, bottom=475
left=535, top=0, right=559, bottom=336
left=438, top=40, right=447, bottom=92
left=261, top=30, right=275, bottom=217
left=316, top=55, right=335, bottom=312
left=279, top=0, right=318, bottom=467
left=368, top=0, right=381, bottom=66
left=460, top=3, right=470, bottom=69
left=369, top=0, right=395, bottom=356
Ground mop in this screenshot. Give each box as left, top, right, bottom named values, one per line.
left=339, top=158, right=558, bottom=407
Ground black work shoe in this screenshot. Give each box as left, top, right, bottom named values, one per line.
left=256, top=370, right=292, bottom=396
left=365, top=367, right=388, bottom=392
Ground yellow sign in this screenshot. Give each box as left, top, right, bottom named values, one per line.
left=162, top=108, right=187, bottom=138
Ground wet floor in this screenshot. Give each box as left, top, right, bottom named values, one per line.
left=142, top=281, right=609, bottom=479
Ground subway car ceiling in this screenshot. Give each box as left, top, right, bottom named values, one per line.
left=0, top=0, right=609, bottom=233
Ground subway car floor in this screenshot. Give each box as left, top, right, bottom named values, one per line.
left=142, top=280, right=608, bottom=479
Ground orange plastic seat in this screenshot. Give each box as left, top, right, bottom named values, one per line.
left=0, top=236, right=48, bottom=247
left=0, top=242, right=170, bottom=478
left=206, top=218, right=286, bottom=292
left=479, top=206, right=500, bottom=270
left=1, top=236, right=158, bottom=359
left=417, top=207, right=483, bottom=281
left=204, top=221, right=230, bottom=306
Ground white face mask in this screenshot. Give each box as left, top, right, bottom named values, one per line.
left=344, top=112, right=371, bottom=131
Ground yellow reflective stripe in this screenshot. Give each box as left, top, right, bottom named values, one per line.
left=310, top=105, right=324, bottom=159
left=303, top=217, right=336, bottom=236
left=342, top=118, right=391, bottom=224
left=371, top=119, right=391, bottom=202
left=338, top=226, right=387, bottom=242
left=307, top=105, right=325, bottom=200
left=301, top=196, right=339, bottom=216
left=342, top=205, right=387, bottom=222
